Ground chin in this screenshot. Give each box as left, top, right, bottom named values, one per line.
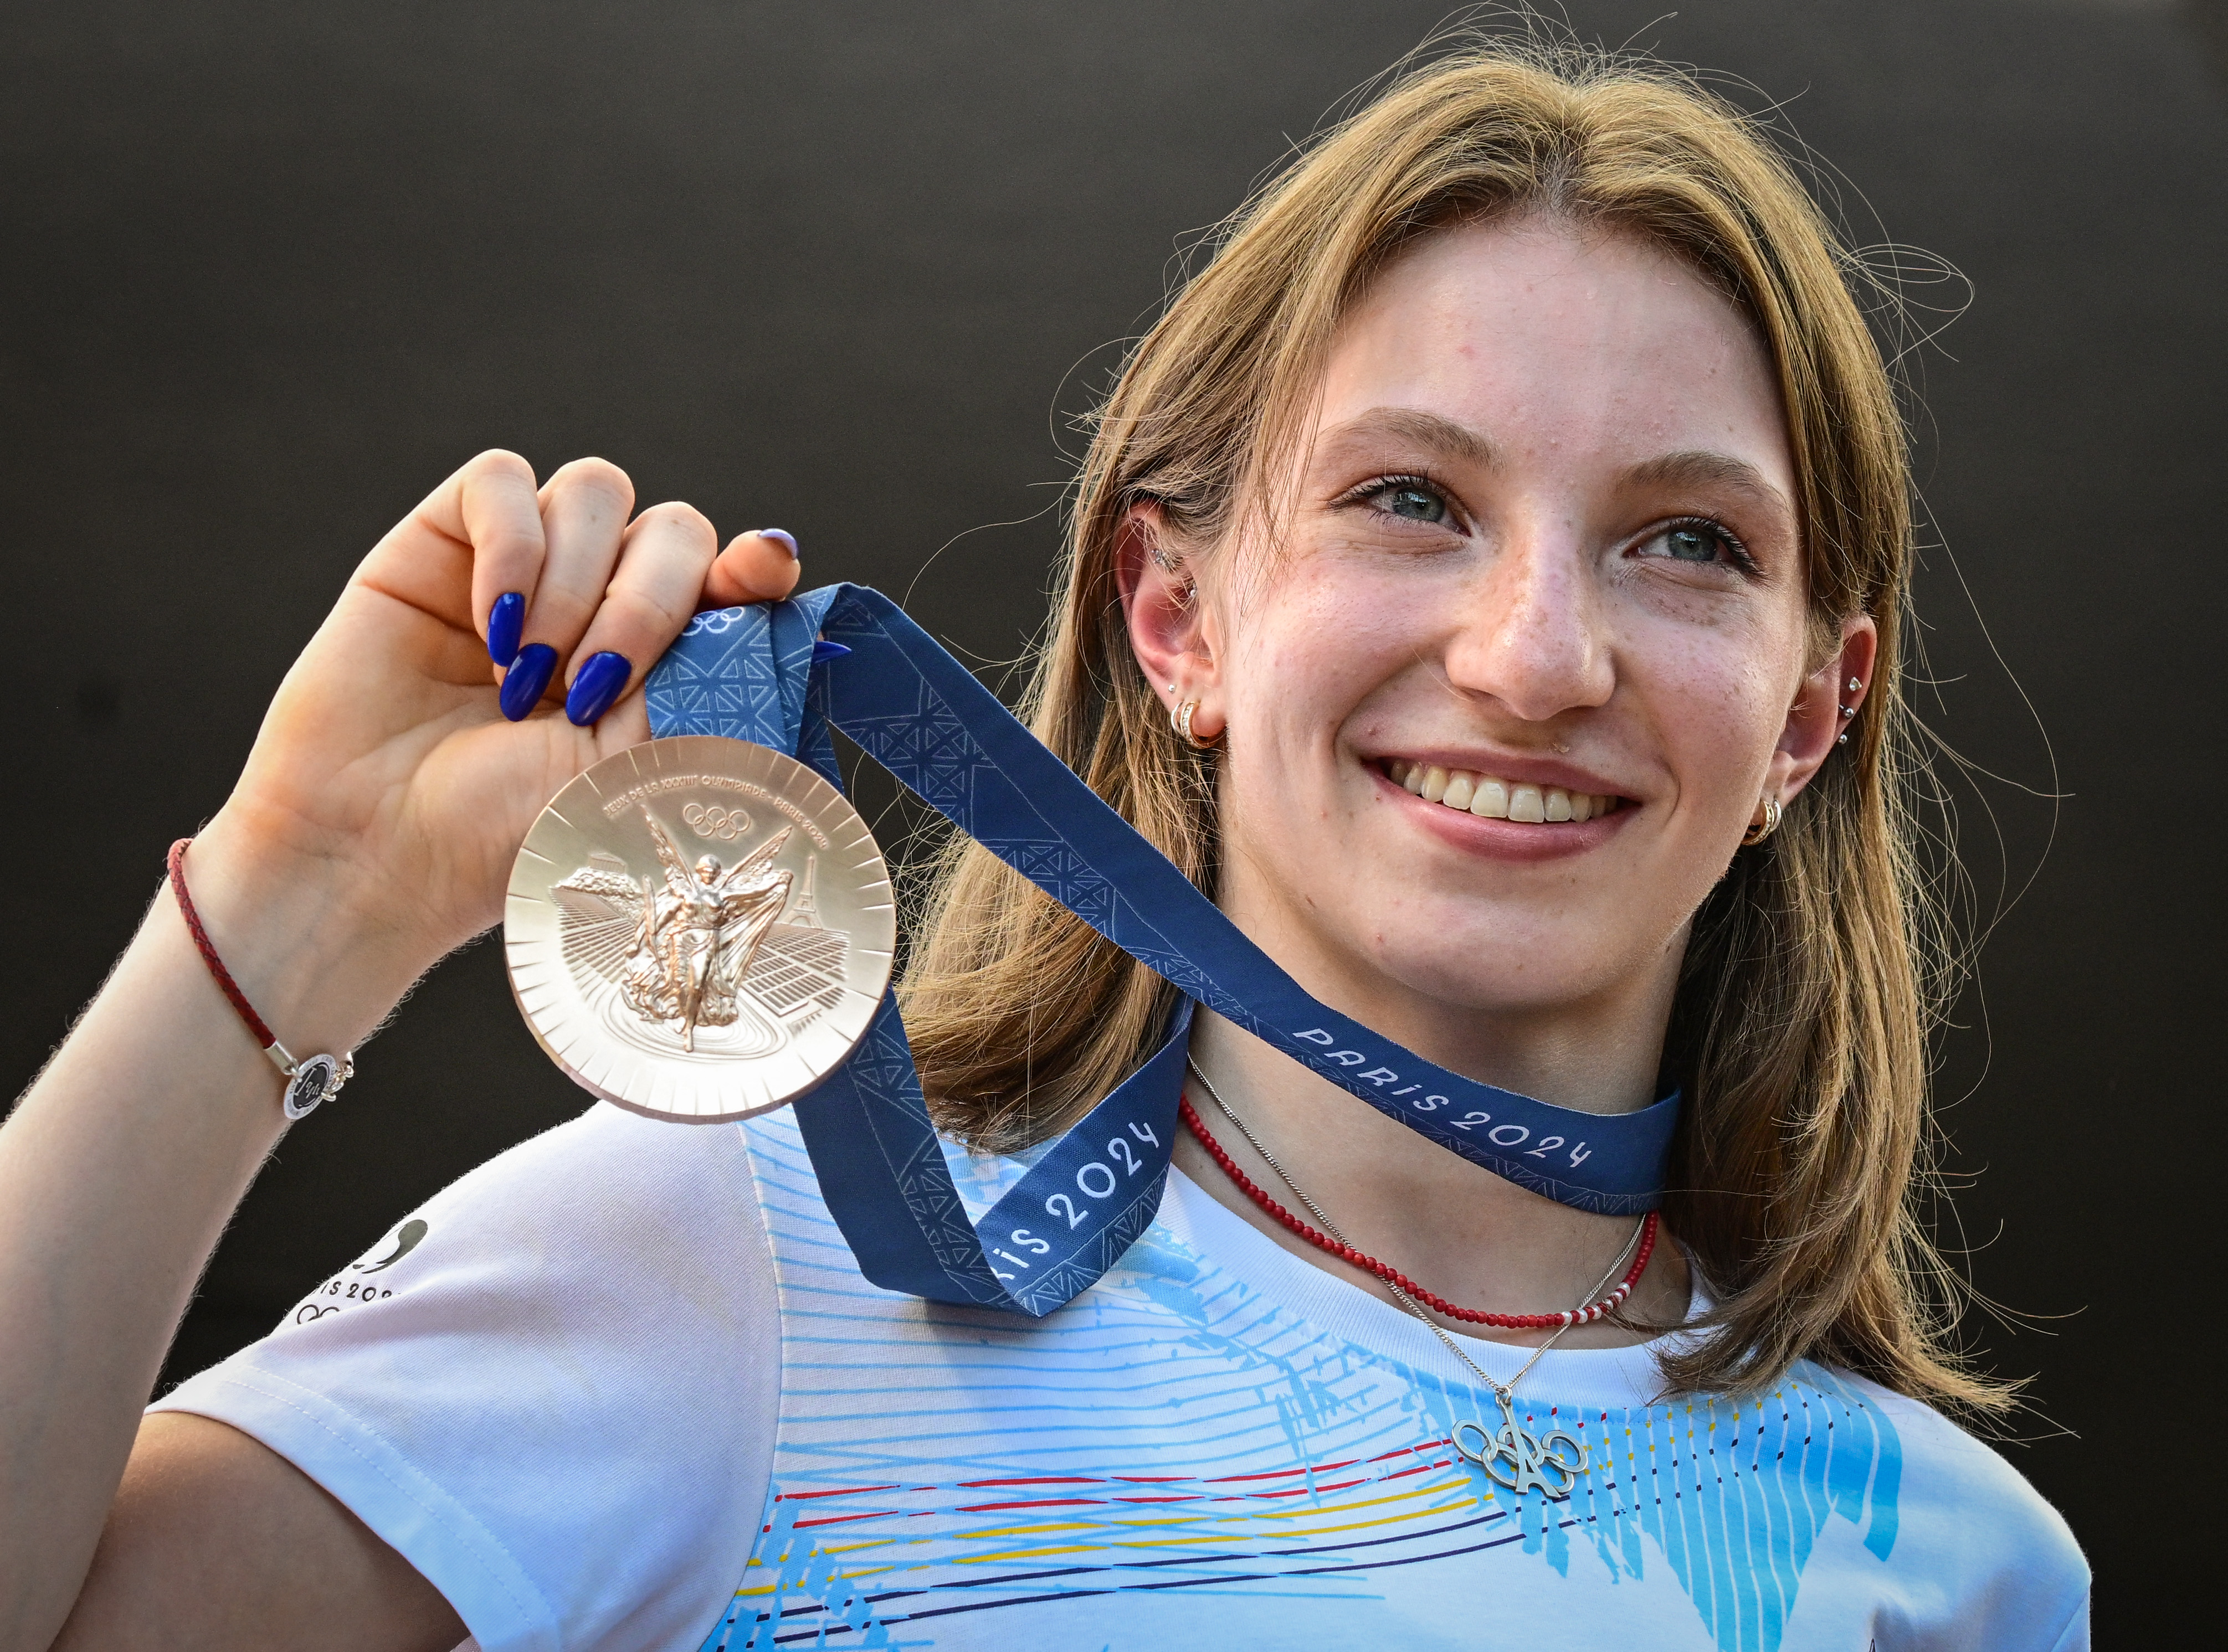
left=1357, top=918, right=1639, bottom=1019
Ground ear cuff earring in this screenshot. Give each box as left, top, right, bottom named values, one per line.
left=1173, top=700, right=1219, bottom=749
left=1743, top=796, right=1784, bottom=846
left=1168, top=685, right=1221, bottom=750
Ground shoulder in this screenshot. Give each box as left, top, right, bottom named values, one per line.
left=1841, top=1370, right=2083, bottom=1560
left=154, top=1103, right=781, bottom=1652
left=1802, top=1365, right=2089, bottom=1647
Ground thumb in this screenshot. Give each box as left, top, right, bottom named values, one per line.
left=703, top=529, right=803, bottom=609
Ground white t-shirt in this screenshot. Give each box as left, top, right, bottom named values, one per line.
left=155, top=1102, right=2088, bottom=1651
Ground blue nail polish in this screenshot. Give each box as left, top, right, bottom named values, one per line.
left=812, top=639, right=851, bottom=663
left=499, top=642, right=558, bottom=721
left=487, top=591, right=525, bottom=666
left=565, top=650, right=632, bottom=726
left=758, top=528, right=799, bottom=559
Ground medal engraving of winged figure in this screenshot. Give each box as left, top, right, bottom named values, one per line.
left=551, top=807, right=843, bottom=1055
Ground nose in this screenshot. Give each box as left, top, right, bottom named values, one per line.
left=1441, top=518, right=1615, bottom=722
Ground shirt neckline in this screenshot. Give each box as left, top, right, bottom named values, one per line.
left=1153, top=1164, right=1707, bottom=1415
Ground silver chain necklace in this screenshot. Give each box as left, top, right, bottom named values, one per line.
left=1185, top=1056, right=1646, bottom=1499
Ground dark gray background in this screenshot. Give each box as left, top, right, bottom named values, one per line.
left=3, top=1, right=2217, bottom=1635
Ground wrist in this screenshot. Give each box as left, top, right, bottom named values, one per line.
left=172, top=807, right=429, bottom=1064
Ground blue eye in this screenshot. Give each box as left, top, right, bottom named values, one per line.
left=1644, top=520, right=1742, bottom=565
left=1374, top=481, right=1447, bottom=523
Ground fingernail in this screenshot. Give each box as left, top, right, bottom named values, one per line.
left=487, top=591, right=525, bottom=666
left=757, top=528, right=799, bottom=559
left=812, top=639, right=851, bottom=663
left=564, top=650, right=632, bottom=726
left=499, top=642, right=558, bottom=721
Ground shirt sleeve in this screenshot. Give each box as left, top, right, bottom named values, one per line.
left=151, top=1102, right=782, bottom=1652
left=1854, top=1385, right=2091, bottom=1650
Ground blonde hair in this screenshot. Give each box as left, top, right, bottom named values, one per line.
left=899, top=37, right=2008, bottom=1411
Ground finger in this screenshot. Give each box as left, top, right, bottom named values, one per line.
left=457, top=452, right=548, bottom=666
left=560, top=502, right=720, bottom=726
left=703, top=529, right=802, bottom=609
left=527, top=457, right=636, bottom=652
left=496, top=459, right=635, bottom=720
left=358, top=450, right=543, bottom=654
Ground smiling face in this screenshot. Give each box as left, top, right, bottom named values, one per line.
left=1130, top=216, right=1871, bottom=1102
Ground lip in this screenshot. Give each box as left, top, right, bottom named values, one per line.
left=1365, top=747, right=1633, bottom=801
left=1370, top=763, right=1638, bottom=863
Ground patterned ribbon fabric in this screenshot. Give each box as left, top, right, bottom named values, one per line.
left=644, top=586, right=1678, bottom=1316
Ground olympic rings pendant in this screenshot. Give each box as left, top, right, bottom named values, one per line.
left=1454, top=1389, right=1590, bottom=1499
left=505, top=735, right=897, bottom=1123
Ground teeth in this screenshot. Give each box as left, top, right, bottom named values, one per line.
left=1386, top=759, right=1620, bottom=827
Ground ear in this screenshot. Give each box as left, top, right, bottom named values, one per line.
left=1771, top=615, right=1879, bottom=804
left=1115, top=503, right=1225, bottom=742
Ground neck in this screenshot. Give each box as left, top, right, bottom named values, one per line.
left=1174, top=1010, right=1691, bottom=1350
left=1214, top=842, right=1684, bottom=1115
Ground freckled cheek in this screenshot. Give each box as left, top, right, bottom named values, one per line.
left=1227, top=658, right=1346, bottom=779
left=1657, top=657, right=1787, bottom=800
left=1230, top=607, right=1410, bottom=754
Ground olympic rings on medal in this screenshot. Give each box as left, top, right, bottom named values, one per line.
left=681, top=801, right=752, bottom=841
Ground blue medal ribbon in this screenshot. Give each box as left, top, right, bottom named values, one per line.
left=645, top=585, right=1677, bottom=1316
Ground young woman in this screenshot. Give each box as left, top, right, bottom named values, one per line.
left=0, top=43, right=2086, bottom=1652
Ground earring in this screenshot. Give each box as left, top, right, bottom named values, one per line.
left=1173, top=699, right=1220, bottom=750
left=1836, top=677, right=1863, bottom=746
left=1742, top=796, right=1783, bottom=846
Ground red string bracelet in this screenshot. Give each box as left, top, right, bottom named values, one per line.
left=167, top=837, right=352, bottom=1121
left=1180, top=1093, right=1656, bottom=1330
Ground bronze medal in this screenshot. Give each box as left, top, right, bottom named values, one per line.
left=504, top=735, right=896, bottom=1123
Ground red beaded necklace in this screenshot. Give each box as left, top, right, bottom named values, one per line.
left=1180, top=1092, right=1659, bottom=1331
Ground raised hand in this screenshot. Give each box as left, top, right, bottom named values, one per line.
left=198, top=450, right=802, bottom=1042
left=0, top=451, right=812, bottom=1645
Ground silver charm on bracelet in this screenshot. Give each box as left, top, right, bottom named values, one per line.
left=266, top=1043, right=355, bottom=1121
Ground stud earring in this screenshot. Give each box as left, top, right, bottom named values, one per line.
left=1742, top=796, right=1784, bottom=846
left=1847, top=677, right=1862, bottom=693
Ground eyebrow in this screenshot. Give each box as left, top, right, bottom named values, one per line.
left=1313, top=406, right=1503, bottom=470
left=1620, top=450, right=1794, bottom=520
